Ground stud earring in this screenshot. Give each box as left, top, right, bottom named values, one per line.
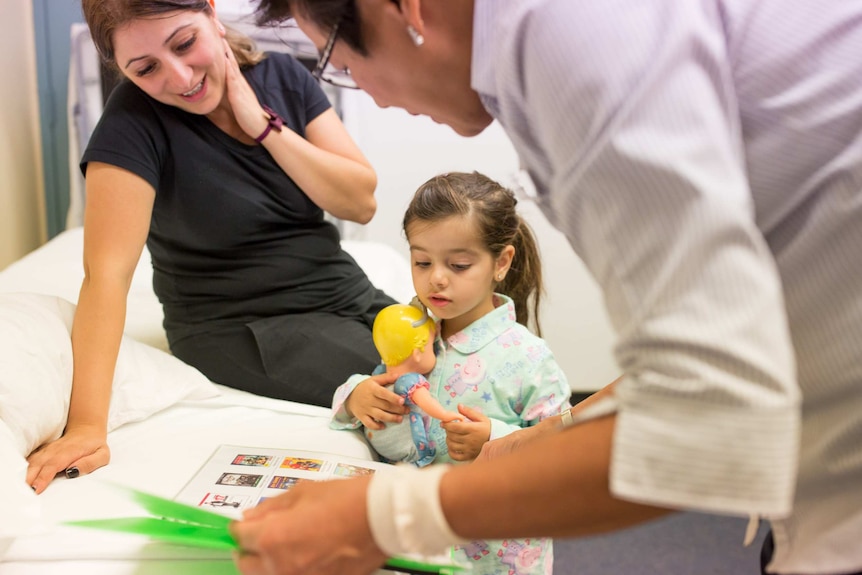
left=496, top=274, right=504, bottom=281
left=406, top=25, right=425, bottom=47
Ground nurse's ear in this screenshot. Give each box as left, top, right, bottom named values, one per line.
left=396, top=0, right=425, bottom=46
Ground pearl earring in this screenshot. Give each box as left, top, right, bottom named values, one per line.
left=406, top=25, right=425, bottom=47
left=496, top=274, right=504, bottom=281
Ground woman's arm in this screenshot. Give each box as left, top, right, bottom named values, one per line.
left=26, top=162, right=153, bottom=493
left=476, top=376, right=622, bottom=462
left=231, top=413, right=669, bottom=575
left=264, top=109, right=377, bottom=224
left=223, top=46, right=377, bottom=223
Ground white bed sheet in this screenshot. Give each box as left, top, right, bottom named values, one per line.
left=0, top=228, right=412, bottom=574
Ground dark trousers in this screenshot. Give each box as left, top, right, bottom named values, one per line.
left=761, top=531, right=862, bottom=575
left=172, top=293, right=395, bottom=408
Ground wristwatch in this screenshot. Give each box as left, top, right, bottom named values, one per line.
left=254, top=104, right=284, bottom=143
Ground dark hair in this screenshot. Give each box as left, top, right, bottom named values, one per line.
left=81, top=0, right=265, bottom=72
left=254, top=0, right=367, bottom=56
left=403, top=172, right=545, bottom=336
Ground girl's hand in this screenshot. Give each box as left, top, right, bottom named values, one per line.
left=345, top=374, right=408, bottom=431
left=442, top=404, right=491, bottom=461
left=221, top=39, right=269, bottom=140
left=25, top=424, right=110, bottom=494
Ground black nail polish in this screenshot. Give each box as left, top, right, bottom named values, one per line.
left=65, top=466, right=80, bottom=479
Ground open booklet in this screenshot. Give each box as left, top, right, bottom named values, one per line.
left=175, top=444, right=389, bottom=512
left=172, top=444, right=468, bottom=574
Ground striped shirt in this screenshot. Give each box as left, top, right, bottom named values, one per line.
left=473, top=1, right=862, bottom=572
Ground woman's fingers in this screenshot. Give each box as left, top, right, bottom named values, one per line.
left=26, top=437, right=110, bottom=494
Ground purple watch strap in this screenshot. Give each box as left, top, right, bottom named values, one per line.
left=254, top=104, right=284, bottom=143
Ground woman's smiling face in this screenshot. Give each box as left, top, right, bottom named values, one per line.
left=112, top=10, right=227, bottom=114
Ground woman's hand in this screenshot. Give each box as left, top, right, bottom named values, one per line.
left=25, top=423, right=110, bottom=494
left=221, top=39, right=269, bottom=140
left=441, top=404, right=490, bottom=461
left=345, top=374, right=408, bottom=431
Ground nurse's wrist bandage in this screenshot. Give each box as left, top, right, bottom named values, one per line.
left=367, top=464, right=466, bottom=557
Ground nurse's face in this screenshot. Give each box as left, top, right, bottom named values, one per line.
left=112, top=10, right=228, bottom=115
left=294, top=0, right=493, bottom=137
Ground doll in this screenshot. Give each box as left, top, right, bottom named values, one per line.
left=364, top=302, right=460, bottom=467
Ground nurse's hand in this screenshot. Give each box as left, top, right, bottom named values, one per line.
left=232, top=476, right=387, bottom=575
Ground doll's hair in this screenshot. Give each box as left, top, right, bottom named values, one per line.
left=403, top=171, right=544, bottom=336
left=82, top=0, right=266, bottom=74
left=372, top=304, right=433, bottom=367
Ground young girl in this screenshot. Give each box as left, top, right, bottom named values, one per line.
left=331, top=171, right=571, bottom=575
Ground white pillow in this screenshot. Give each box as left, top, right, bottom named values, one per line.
left=0, top=293, right=219, bottom=458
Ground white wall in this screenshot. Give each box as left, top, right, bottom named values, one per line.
left=341, top=91, right=619, bottom=392
left=0, top=0, right=45, bottom=269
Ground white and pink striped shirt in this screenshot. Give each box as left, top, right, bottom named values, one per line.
left=473, top=0, right=862, bottom=572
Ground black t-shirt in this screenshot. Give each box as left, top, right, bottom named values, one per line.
left=82, top=52, right=379, bottom=343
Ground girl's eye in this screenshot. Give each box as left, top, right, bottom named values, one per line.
left=451, top=264, right=471, bottom=271
left=414, top=261, right=431, bottom=268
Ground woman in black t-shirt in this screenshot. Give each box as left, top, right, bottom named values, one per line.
left=26, top=0, right=397, bottom=493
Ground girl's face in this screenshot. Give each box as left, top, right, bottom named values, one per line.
left=112, top=10, right=227, bottom=115
left=294, top=4, right=493, bottom=137
left=407, top=215, right=512, bottom=338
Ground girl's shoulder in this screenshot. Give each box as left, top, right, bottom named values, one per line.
left=498, top=322, right=553, bottom=352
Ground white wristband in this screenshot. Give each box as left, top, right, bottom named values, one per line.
left=560, top=396, right=619, bottom=429
left=367, top=464, right=467, bottom=557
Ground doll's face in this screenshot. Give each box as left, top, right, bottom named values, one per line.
left=412, top=336, right=437, bottom=375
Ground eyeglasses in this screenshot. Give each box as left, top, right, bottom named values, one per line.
left=311, top=17, right=359, bottom=89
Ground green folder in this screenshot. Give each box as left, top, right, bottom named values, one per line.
left=65, top=485, right=466, bottom=575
